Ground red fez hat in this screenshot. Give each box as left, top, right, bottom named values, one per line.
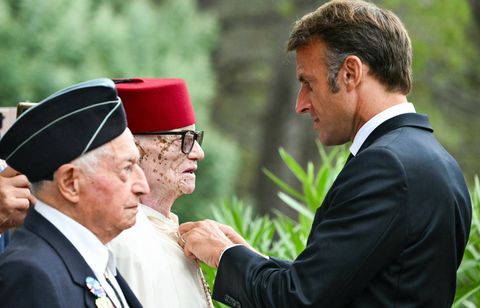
left=114, top=78, right=196, bottom=133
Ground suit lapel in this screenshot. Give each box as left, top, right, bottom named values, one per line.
left=24, top=210, right=98, bottom=306
left=310, top=113, right=433, bottom=242
left=25, top=210, right=143, bottom=307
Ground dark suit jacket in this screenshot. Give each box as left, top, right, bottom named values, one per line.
left=0, top=209, right=143, bottom=308
left=213, top=114, right=472, bottom=307
left=0, top=230, right=9, bottom=253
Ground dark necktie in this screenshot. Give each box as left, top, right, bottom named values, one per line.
left=104, top=273, right=125, bottom=308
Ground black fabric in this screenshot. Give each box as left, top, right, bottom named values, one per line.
left=0, top=78, right=127, bottom=182
left=0, top=210, right=143, bottom=308
left=213, top=113, right=472, bottom=308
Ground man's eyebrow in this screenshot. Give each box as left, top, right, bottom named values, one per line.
left=121, top=156, right=138, bottom=165
left=129, top=157, right=140, bottom=163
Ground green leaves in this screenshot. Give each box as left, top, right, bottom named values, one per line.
left=263, top=144, right=347, bottom=213
left=277, top=192, right=314, bottom=221
left=211, top=197, right=275, bottom=255
left=454, top=176, right=480, bottom=307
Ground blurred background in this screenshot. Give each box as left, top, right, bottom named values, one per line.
left=0, top=0, right=479, bottom=220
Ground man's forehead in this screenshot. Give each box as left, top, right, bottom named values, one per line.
left=296, top=42, right=328, bottom=76
left=107, top=131, right=140, bottom=161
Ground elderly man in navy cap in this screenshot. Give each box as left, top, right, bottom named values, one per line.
left=0, top=78, right=149, bottom=308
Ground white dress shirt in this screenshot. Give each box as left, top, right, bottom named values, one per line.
left=350, top=102, right=416, bottom=156
left=110, top=204, right=211, bottom=308
left=35, top=201, right=129, bottom=308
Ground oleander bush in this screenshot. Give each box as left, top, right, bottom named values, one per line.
left=206, top=145, right=480, bottom=307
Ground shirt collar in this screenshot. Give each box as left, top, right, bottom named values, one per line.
left=34, top=200, right=116, bottom=276
left=350, top=102, right=416, bottom=156
left=141, top=204, right=178, bottom=227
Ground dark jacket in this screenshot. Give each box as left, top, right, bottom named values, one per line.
left=213, top=114, right=472, bottom=307
left=0, top=210, right=142, bottom=308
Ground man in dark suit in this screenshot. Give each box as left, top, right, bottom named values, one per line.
left=179, top=1, right=472, bottom=307
left=0, top=78, right=150, bottom=307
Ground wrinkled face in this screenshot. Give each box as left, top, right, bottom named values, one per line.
left=135, top=124, right=205, bottom=199
left=295, top=40, right=355, bottom=145
left=79, top=129, right=149, bottom=243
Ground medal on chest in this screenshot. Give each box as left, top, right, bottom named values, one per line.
left=85, top=276, right=114, bottom=308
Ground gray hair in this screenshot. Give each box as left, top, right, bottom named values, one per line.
left=30, top=143, right=111, bottom=194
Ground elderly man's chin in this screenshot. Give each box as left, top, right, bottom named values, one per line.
left=123, top=204, right=139, bottom=227
left=179, top=176, right=197, bottom=195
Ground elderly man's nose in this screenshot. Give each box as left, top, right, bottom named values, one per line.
left=188, top=141, right=205, bottom=160
left=133, top=165, right=150, bottom=195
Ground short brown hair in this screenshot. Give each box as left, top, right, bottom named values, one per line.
left=287, top=0, right=412, bottom=94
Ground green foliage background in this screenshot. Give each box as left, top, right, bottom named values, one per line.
left=0, top=0, right=239, bottom=218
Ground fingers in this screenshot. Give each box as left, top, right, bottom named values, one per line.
left=183, top=245, right=198, bottom=262
left=0, top=185, right=32, bottom=210
left=178, top=221, right=199, bottom=235
left=217, top=223, right=235, bottom=235
left=177, top=220, right=235, bottom=268
left=5, top=174, right=30, bottom=188
left=177, top=230, right=186, bottom=248
left=179, top=229, right=203, bottom=263
left=0, top=166, right=20, bottom=178
left=6, top=196, right=31, bottom=211
left=27, top=194, right=37, bottom=207
left=0, top=169, right=33, bottom=230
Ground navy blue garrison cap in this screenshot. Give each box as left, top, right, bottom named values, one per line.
left=0, top=78, right=127, bottom=182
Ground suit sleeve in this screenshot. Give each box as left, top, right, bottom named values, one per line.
left=0, top=258, right=64, bottom=308
left=213, top=148, right=409, bottom=307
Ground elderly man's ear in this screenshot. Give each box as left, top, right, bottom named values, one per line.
left=55, top=164, right=81, bottom=203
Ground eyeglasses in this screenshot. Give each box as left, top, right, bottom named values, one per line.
left=136, top=130, right=204, bottom=154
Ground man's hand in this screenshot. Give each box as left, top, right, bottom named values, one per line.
left=179, top=220, right=239, bottom=268
left=0, top=167, right=36, bottom=233
left=216, top=223, right=255, bottom=250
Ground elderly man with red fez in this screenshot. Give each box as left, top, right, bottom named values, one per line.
left=109, top=78, right=212, bottom=308
left=0, top=78, right=149, bottom=308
